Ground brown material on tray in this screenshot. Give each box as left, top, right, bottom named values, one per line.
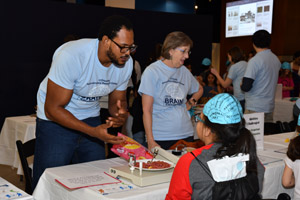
left=169, top=139, right=204, bottom=150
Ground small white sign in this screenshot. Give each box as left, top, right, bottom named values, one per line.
left=55, top=172, right=121, bottom=190
left=244, top=112, right=264, bottom=150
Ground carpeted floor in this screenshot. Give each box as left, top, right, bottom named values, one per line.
left=0, top=164, right=26, bottom=191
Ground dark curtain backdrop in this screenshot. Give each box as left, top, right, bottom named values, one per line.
left=0, top=0, right=213, bottom=129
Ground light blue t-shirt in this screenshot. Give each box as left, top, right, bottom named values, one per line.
left=243, top=49, right=281, bottom=113
left=37, top=39, right=133, bottom=120
left=227, top=60, right=247, bottom=101
left=138, top=60, right=200, bottom=141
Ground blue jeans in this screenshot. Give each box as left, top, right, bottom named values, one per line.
left=133, top=131, right=147, bottom=148
left=32, top=117, right=105, bottom=189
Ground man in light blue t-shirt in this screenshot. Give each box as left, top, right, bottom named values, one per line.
left=33, top=15, right=136, bottom=189
left=241, top=30, right=281, bottom=122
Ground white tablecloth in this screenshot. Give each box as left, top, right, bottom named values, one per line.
left=273, top=98, right=295, bottom=122
left=257, top=132, right=295, bottom=199
left=0, top=115, right=36, bottom=175
left=0, top=177, right=33, bottom=200
left=33, top=158, right=169, bottom=200
left=32, top=132, right=296, bottom=200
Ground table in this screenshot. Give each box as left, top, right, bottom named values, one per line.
left=257, top=132, right=295, bottom=199
left=0, top=115, right=36, bottom=175
left=32, top=132, right=296, bottom=200
left=273, top=98, right=295, bottom=122
left=33, top=158, right=169, bottom=200
left=0, top=177, right=33, bottom=200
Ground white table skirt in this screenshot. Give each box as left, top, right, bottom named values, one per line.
left=258, top=132, right=295, bottom=199
left=273, top=98, right=295, bottom=122
left=33, top=132, right=296, bottom=200
left=33, top=158, right=169, bottom=200
left=0, top=115, right=36, bottom=175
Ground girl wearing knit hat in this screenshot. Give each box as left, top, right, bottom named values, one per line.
left=278, top=62, right=294, bottom=98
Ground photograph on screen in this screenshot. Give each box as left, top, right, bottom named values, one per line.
left=225, top=0, right=274, bottom=38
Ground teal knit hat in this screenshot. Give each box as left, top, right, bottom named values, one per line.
left=281, top=62, right=291, bottom=71
left=203, top=93, right=243, bottom=124
left=202, top=58, right=211, bottom=66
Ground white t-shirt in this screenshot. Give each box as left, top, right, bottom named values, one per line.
left=138, top=60, right=199, bottom=141
left=284, top=156, right=300, bottom=199
left=37, top=39, right=132, bottom=120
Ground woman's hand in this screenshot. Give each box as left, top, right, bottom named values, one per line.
left=210, top=68, right=219, bottom=76
left=147, top=139, right=161, bottom=152
left=186, top=98, right=197, bottom=110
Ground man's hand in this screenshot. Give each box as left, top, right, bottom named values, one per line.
left=94, top=121, right=125, bottom=144
left=107, top=100, right=128, bottom=127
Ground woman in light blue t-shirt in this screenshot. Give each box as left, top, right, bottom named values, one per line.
left=138, top=31, right=203, bottom=151
left=211, top=46, right=247, bottom=112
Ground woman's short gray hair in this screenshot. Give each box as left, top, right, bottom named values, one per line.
left=161, top=31, right=193, bottom=59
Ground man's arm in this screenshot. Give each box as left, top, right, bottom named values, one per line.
left=45, top=79, right=124, bottom=144
left=108, top=90, right=128, bottom=128
left=241, top=77, right=254, bottom=92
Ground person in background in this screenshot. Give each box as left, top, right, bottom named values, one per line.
left=197, top=58, right=212, bottom=87
left=33, top=15, right=135, bottom=188
left=291, top=51, right=300, bottom=75
left=129, top=81, right=147, bottom=147
left=211, top=46, right=247, bottom=112
left=282, top=118, right=300, bottom=199
left=201, top=58, right=212, bottom=70
left=241, top=30, right=281, bottom=122
left=278, top=62, right=294, bottom=98
left=292, top=99, right=300, bottom=131
left=221, top=59, right=234, bottom=95
left=247, top=49, right=256, bottom=61
left=291, top=53, right=300, bottom=97
left=126, top=49, right=141, bottom=105
left=139, top=31, right=203, bottom=150
left=166, top=93, right=264, bottom=199
left=198, top=71, right=222, bottom=104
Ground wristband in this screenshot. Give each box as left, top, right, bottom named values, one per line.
left=191, top=98, right=197, bottom=103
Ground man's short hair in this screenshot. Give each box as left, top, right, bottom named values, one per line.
left=98, top=15, right=133, bottom=41
left=252, top=30, right=271, bottom=48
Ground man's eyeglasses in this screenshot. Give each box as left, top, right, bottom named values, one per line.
left=110, top=38, right=137, bottom=53
left=176, top=48, right=191, bottom=55
left=194, top=113, right=205, bottom=124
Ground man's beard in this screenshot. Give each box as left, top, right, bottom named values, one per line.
left=107, top=47, right=128, bottom=68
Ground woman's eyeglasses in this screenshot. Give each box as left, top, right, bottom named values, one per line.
left=194, top=113, right=205, bottom=124
left=176, top=48, right=191, bottom=55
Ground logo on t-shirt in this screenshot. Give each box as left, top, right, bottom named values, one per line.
left=76, top=84, right=111, bottom=102
left=163, top=81, right=184, bottom=106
